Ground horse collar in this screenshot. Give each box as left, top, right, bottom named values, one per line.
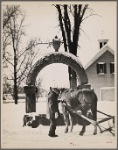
left=81, top=90, right=92, bottom=105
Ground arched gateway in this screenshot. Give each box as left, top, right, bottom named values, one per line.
left=24, top=52, right=89, bottom=113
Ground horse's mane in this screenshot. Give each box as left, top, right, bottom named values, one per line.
left=59, top=87, right=94, bottom=92
left=59, top=88, right=75, bottom=93
left=59, top=88, right=96, bottom=100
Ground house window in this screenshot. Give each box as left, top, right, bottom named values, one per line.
left=104, top=42, right=107, bottom=45
left=110, top=62, right=114, bottom=74
left=97, top=62, right=106, bottom=74
left=100, top=42, right=102, bottom=49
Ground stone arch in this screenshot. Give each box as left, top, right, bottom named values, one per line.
left=26, top=52, right=88, bottom=85
left=24, top=52, right=89, bottom=113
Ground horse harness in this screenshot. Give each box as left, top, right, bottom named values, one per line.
left=57, top=90, right=93, bottom=110
left=58, top=99, right=66, bottom=104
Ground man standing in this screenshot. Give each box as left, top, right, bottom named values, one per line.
left=47, top=87, right=60, bottom=137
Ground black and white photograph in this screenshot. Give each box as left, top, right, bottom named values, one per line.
left=1, top=1, right=117, bottom=149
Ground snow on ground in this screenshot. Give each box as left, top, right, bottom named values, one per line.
left=1, top=100, right=117, bottom=149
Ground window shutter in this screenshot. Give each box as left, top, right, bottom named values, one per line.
left=97, top=63, right=99, bottom=74
left=100, top=42, right=102, bottom=49
left=110, top=63, right=114, bottom=74
left=104, top=63, right=107, bottom=74
left=112, top=63, right=114, bottom=73
left=110, top=63, right=112, bottom=73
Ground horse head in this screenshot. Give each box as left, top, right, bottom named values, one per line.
left=78, top=89, right=94, bottom=110
left=49, top=87, right=60, bottom=95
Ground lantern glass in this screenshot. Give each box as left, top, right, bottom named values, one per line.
left=52, top=36, right=61, bottom=52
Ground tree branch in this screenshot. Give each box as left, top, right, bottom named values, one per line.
left=63, top=5, right=71, bottom=45
left=80, top=4, right=88, bottom=20
left=3, top=5, right=21, bottom=28
left=72, top=5, right=80, bottom=54
left=56, top=5, right=68, bottom=52
left=81, top=13, right=100, bottom=22
left=17, top=53, right=27, bottom=73
left=4, top=57, right=14, bottom=66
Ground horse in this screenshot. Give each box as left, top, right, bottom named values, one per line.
left=46, top=87, right=60, bottom=137
left=58, top=88, right=98, bottom=136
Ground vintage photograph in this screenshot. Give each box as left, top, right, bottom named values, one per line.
left=1, top=1, right=117, bottom=149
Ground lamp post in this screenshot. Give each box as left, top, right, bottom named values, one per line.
left=52, top=35, right=61, bottom=52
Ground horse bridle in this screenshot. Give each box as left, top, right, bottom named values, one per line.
left=57, top=99, right=66, bottom=104
left=49, top=89, right=60, bottom=95
left=83, top=98, right=92, bottom=105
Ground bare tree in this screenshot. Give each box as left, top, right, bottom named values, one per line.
left=35, top=78, right=47, bottom=99
left=55, top=4, right=95, bottom=89
left=3, top=5, right=40, bottom=104
left=3, top=5, right=20, bottom=65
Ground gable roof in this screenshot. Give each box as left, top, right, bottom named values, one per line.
left=84, top=45, right=114, bottom=70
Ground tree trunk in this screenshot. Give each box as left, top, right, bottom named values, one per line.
left=56, top=5, right=68, bottom=52
left=55, top=4, right=88, bottom=89
left=68, top=43, right=77, bottom=89
left=14, top=79, right=18, bottom=104
left=14, top=54, right=18, bottom=104
left=68, top=67, right=77, bottom=89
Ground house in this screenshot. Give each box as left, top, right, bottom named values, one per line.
left=84, top=39, right=115, bottom=101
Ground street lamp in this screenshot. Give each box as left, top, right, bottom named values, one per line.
left=35, top=35, right=63, bottom=52
left=52, top=35, right=61, bottom=52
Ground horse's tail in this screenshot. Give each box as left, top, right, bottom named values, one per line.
left=91, top=91, right=98, bottom=121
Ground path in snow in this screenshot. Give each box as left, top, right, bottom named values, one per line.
left=1, top=100, right=116, bottom=149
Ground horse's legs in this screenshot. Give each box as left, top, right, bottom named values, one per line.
left=69, top=113, right=74, bottom=132
left=91, top=108, right=97, bottom=135
left=79, top=110, right=86, bottom=136
left=91, top=102, right=97, bottom=135
left=93, top=123, right=97, bottom=135
left=79, top=125, right=86, bottom=136
left=90, top=92, right=98, bottom=135
left=63, top=111, right=70, bottom=133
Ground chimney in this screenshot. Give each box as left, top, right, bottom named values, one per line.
left=98, top=39, right=109, bottom=49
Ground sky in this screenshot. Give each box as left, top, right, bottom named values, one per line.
left=2, top=1, right=117, bottom=90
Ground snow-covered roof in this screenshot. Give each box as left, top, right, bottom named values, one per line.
left=84, top=44, right=114, bottom=69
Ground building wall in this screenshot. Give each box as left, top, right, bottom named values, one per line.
left=85, top=51, right=114, bottom=100
left=100, top=87, right=115, bottom=101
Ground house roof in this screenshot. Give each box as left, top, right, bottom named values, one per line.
left=84, top=44, right=114, bottom=69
